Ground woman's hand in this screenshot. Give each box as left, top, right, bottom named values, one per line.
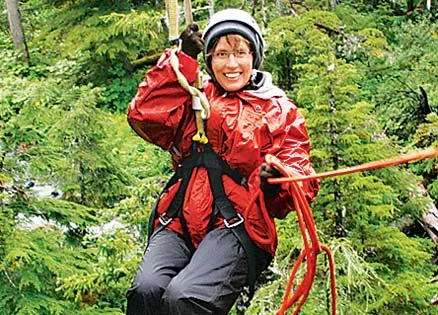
left=180, top=23, right=204, bottom=59
left=259, top=163, right=282, bottom=196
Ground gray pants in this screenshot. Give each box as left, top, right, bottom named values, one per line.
left=126, top=228, right=270, bottom=315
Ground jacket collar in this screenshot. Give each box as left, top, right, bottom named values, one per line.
left=241, top=70, right=286, bottom=100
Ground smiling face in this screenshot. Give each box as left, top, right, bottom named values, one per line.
left=210, top=35, right=253, bottom=92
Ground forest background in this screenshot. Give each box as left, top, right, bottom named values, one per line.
left=1, top=0, right=438, bottom=314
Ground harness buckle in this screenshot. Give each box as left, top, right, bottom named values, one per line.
left=224, top=213, right=244, bottom=228
left=159, top=213, right=173, bottom=226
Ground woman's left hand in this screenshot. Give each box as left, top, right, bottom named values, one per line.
left=259, top=163, right=282, bottom=196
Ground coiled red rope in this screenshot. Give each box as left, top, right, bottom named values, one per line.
left=262, top=147, right=438, bottom=315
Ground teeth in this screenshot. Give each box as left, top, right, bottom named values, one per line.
left=224, top=73, right=240, bottom=78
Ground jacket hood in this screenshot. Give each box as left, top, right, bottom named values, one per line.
left=243, top=70, right=286, bottom=100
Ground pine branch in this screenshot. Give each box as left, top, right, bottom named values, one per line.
left=130, top=52, right=163, bottom=69
left=4, top=270, right=17, bottom=289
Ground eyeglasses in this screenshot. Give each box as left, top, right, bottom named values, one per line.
left=213, top=50, right=252, bottom=61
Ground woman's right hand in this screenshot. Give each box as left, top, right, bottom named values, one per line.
left=180, top=23, right=204, bottom=59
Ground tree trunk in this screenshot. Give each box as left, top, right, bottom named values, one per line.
left=5, top=0, right=30, bottom=64
left=329, top=97, right=345, bottom=237
left=130, top=52, right=162, bottom=69
left=261, top=0, right=267, bottom=30
left=407, top=0, right=415, bottom=12
left=417, top=184, right=438, bottom=246
left=328, top=0, right=336, bottom=11
left=209, top=0, right=214, bottom=16
left=276, top=0, right=284, bottom=14
left=250, top=0, right=257, bottom=16
left=422, top=203, right=438, bottom=245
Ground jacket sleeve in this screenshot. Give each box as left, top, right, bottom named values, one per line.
left=127, top=49, right=199, bottom=151
left=257, top=97, right=320, bottom=219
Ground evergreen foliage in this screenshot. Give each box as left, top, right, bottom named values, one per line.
left=363, top=16, right=438, bottom=143
left=1, top=0, right=437, bottom=314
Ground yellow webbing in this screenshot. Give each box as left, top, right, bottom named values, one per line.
left=165, top=0, right=179, bottom=41
left=184, top=0, right=193, bottom=25
left=165, top=0, right=209, bottom=144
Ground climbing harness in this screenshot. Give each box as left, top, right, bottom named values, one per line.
left=148, top=143, right=269, bottom=298
left=165, top=0, right=209, bottom=144
left=264, top=146, right=438, bottom=315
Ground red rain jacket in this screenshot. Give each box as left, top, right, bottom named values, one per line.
left=128, top=50, right=319, bottom=255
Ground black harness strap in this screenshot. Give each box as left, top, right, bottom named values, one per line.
left=149, top=153, right=198, bottom=252
left=148, top=144, right=259, bottom=294
left=206, top=166, right=258, bottom=292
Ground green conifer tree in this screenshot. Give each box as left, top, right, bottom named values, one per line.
left=248, top=9, right=438, bottom=315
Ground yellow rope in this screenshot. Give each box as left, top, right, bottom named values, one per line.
left=169, top=51, right=211, bottom=118
left=184, top=0, right=193, bottom=25
left=165, top=0, right=210, bottom=144
left=165, top=0, right=179, bottom=41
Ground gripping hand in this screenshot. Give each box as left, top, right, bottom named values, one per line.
left=180, top=23, right=204, bottom=59
left=259, top=163, right=282, bottom=196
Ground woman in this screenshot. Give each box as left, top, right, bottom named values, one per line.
left=126, top=8, right=319, bottom=315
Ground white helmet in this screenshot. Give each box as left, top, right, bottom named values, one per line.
left=203, top=9, right=264, bottom=74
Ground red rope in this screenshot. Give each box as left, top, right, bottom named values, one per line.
left=269, top=147, right=438, bottom=184
left=262, top=147, right=438, bottom=315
